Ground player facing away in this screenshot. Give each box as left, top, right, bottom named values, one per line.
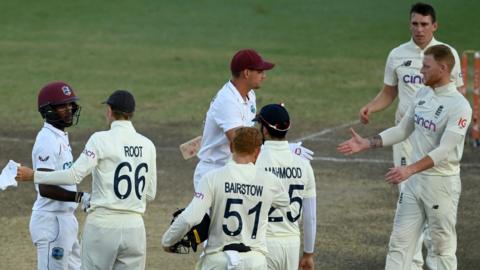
left=193, top=49, right=312, bottom=191
left=338, top=45, right=471, bottom=270
left=357, top=3, right=463, bottom=269
left=253, top=104, right=317, bottom=270
left=31, top=81, right=89, bottom=270
left=17, top=90, right=157, bottom=270
left=162, top=127, right=289, bottom=269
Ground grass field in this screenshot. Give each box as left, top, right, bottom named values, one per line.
left=1, top=0, right=479, bottom=269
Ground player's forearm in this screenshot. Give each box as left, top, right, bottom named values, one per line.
left=428, top=131, right=463, bottom=165
left=406, top=156, right=434, bottom=175
left=162, top=214, right=193, bottom=247
left=303, top=197, right=316, bottom=253
left=367, top=85, right=398, bottom=113
left=35, top=169, right=78, bottom=185
left=38, top=184, right=80, bottom=202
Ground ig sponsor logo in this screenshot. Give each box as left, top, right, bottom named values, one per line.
left=458, top=117, right=467, bottom=129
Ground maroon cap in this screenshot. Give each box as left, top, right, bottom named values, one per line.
left=230, top=49, right=275, bottom=73
left=38, top=81, right=78, bottom=109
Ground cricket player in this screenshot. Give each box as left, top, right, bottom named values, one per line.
left=254, top=104, right=317, bottom=270
left=338, top=44, right=472, bottom=270
left=18, top=90, right=157, bottom=270
left=31, top=81, right=90, bottom=270
left=358, top=3, right=463, bottom=269
left=162, top=127, right=290, bottom=269
left=194, top=49, right=312, bottom=191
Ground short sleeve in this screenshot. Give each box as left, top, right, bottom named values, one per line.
left=32, top=138, right=58, bottom=170
left=212, top=97, right=244, bottom=133
left=303, top=164, right=316, bottom=198
left=384, top=50, right=398, bottom=86
left=449, top=47, right=464, bottom=88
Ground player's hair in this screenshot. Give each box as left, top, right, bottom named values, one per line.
left=232, top=127, right=262, bottom=155
left=111, top=110, right=133, bottom=120
left=231, top=70, right=241, bottom=78
left=424, top=45, right=455, bottom=72
left=410, top=2, right=436, bottom=23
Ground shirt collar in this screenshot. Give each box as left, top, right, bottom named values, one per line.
left=227, top=81, right=252, bottom=104
left=111, top=120, right=136, bottom=132
left=43, top=122, right=68, bottom=137
left=433, top=82, right=456, bottom=96
left=263, top=140, right=290, bottom=150
left=409, top=37, right=438, bottom=52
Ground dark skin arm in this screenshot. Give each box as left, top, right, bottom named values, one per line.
left=37, top=168, right=80, bottom=202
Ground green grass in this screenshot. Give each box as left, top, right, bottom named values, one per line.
left=2, top=0, right=479, bottom=133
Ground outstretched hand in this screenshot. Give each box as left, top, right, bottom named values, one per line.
left=337, top=128, right=370, bottom=155
left=15, top=166, right=34, bottom=182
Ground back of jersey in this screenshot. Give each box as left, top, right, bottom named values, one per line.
left=256, top=141, right=316, bottom=237
left=85, top=121, right=157, bottom=214
left=203, top=161, right=287, bottom=255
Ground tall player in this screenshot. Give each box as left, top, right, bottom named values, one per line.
left=358, top=3, right=463, bottom=269
left=162, top=127, right=289, bottom=269
left=193, top=49, right=312, bottom=191
left=254, top=104, right=317, bottom=270
left=339, top=45, right=471, bottom=270
left=31, top=81, right=90, bottom=270
left=18, top=90, right=157, bottom=270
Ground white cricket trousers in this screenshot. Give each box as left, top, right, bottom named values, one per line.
left=196, top=250, right=266, bottom=270
left=81, top=210, right=146, bottom=270
left=193, top=160, right=223, bottom=191
left=393, top=139, right=432, bottom=270
left=30, top=211, right=81, bottom=270
left=385, top=174, right=461, bottom=270
left=266, top=235, right=300, bottom=270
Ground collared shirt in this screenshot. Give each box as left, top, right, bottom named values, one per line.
left=35, top=120, right=157, bottom=215
left=162, top=161, right=289, bottom=255
left=255, top=141, right=316, bottom=237
left=197, top=81, right=257, bottom=165
left=32, top=122, right=77, bottom=212
left=383, top=38, right=463, bottom=123
left=404, top=82, right=471, bottom=176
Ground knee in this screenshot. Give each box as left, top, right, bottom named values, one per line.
left=430, top=230, right=456, bottom=255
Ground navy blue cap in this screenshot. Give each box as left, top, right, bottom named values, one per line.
left=253, top=103, right=290, bottom=131
left=102, top=90, right=135, bottom=113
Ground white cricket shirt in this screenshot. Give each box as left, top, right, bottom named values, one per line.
left=255, top=141, right=316, bottom=237
left=384, top=38, right=463, bottom=123
left=197, top=81, right=257, bottom=165
left=162, top=161, right=289, bottom=255
left=32, top=122, right=77, bottom=212
left=390, top=83, right=471, bottom=176
left=34, top=121, right=157, bottom=215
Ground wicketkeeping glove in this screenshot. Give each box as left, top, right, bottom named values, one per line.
left=289, top=142, right=314, bottom=161
left=168, top=208, right=210, bottom=254
left=80, top=192, right=91, bottom=212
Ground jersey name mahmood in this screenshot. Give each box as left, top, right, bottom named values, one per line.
left=224, top=182, right=263, bottom=197
left=264, top=167, right=302, bottom=179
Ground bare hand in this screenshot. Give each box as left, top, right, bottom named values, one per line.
left=15, top=166, right=34, bottom=182
left=299, top=253, right=314, bottom=270
left=359, top=106, right=370, bottom=124
left=337, top=128, right=369, bottom=155
left=385, top=166, right=413, bottom=184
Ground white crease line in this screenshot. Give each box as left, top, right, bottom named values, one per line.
left=312, top=156, right=480, bottom=168
left=295, top=120, right=360, bottom=142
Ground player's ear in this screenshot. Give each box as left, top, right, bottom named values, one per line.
left=229, top=141, right=234, bottom=154
left=253, top=146, right=261, bottom=162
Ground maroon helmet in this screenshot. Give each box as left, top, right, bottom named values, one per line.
left=38, top=81, right=81, bottom=128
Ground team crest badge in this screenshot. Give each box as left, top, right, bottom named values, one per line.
left=62, top=86, right=72, bottom=96
left=38, top=155, right=50, bottom=162
left=51, top=247, right=64, bottom=260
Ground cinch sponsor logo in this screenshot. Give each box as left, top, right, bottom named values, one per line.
left=414, top=114, right=436, bottom=132
left=83, top=149, right=96, bottom=159
left=403, top=74, right=424, bottom=84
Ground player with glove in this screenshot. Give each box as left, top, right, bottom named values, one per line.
left=162, top=127, right=289, bottom=269
left=30, top=81, right=90, bottom=270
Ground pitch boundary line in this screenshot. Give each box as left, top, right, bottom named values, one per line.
left=295, top=120, right=360, bottom=142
